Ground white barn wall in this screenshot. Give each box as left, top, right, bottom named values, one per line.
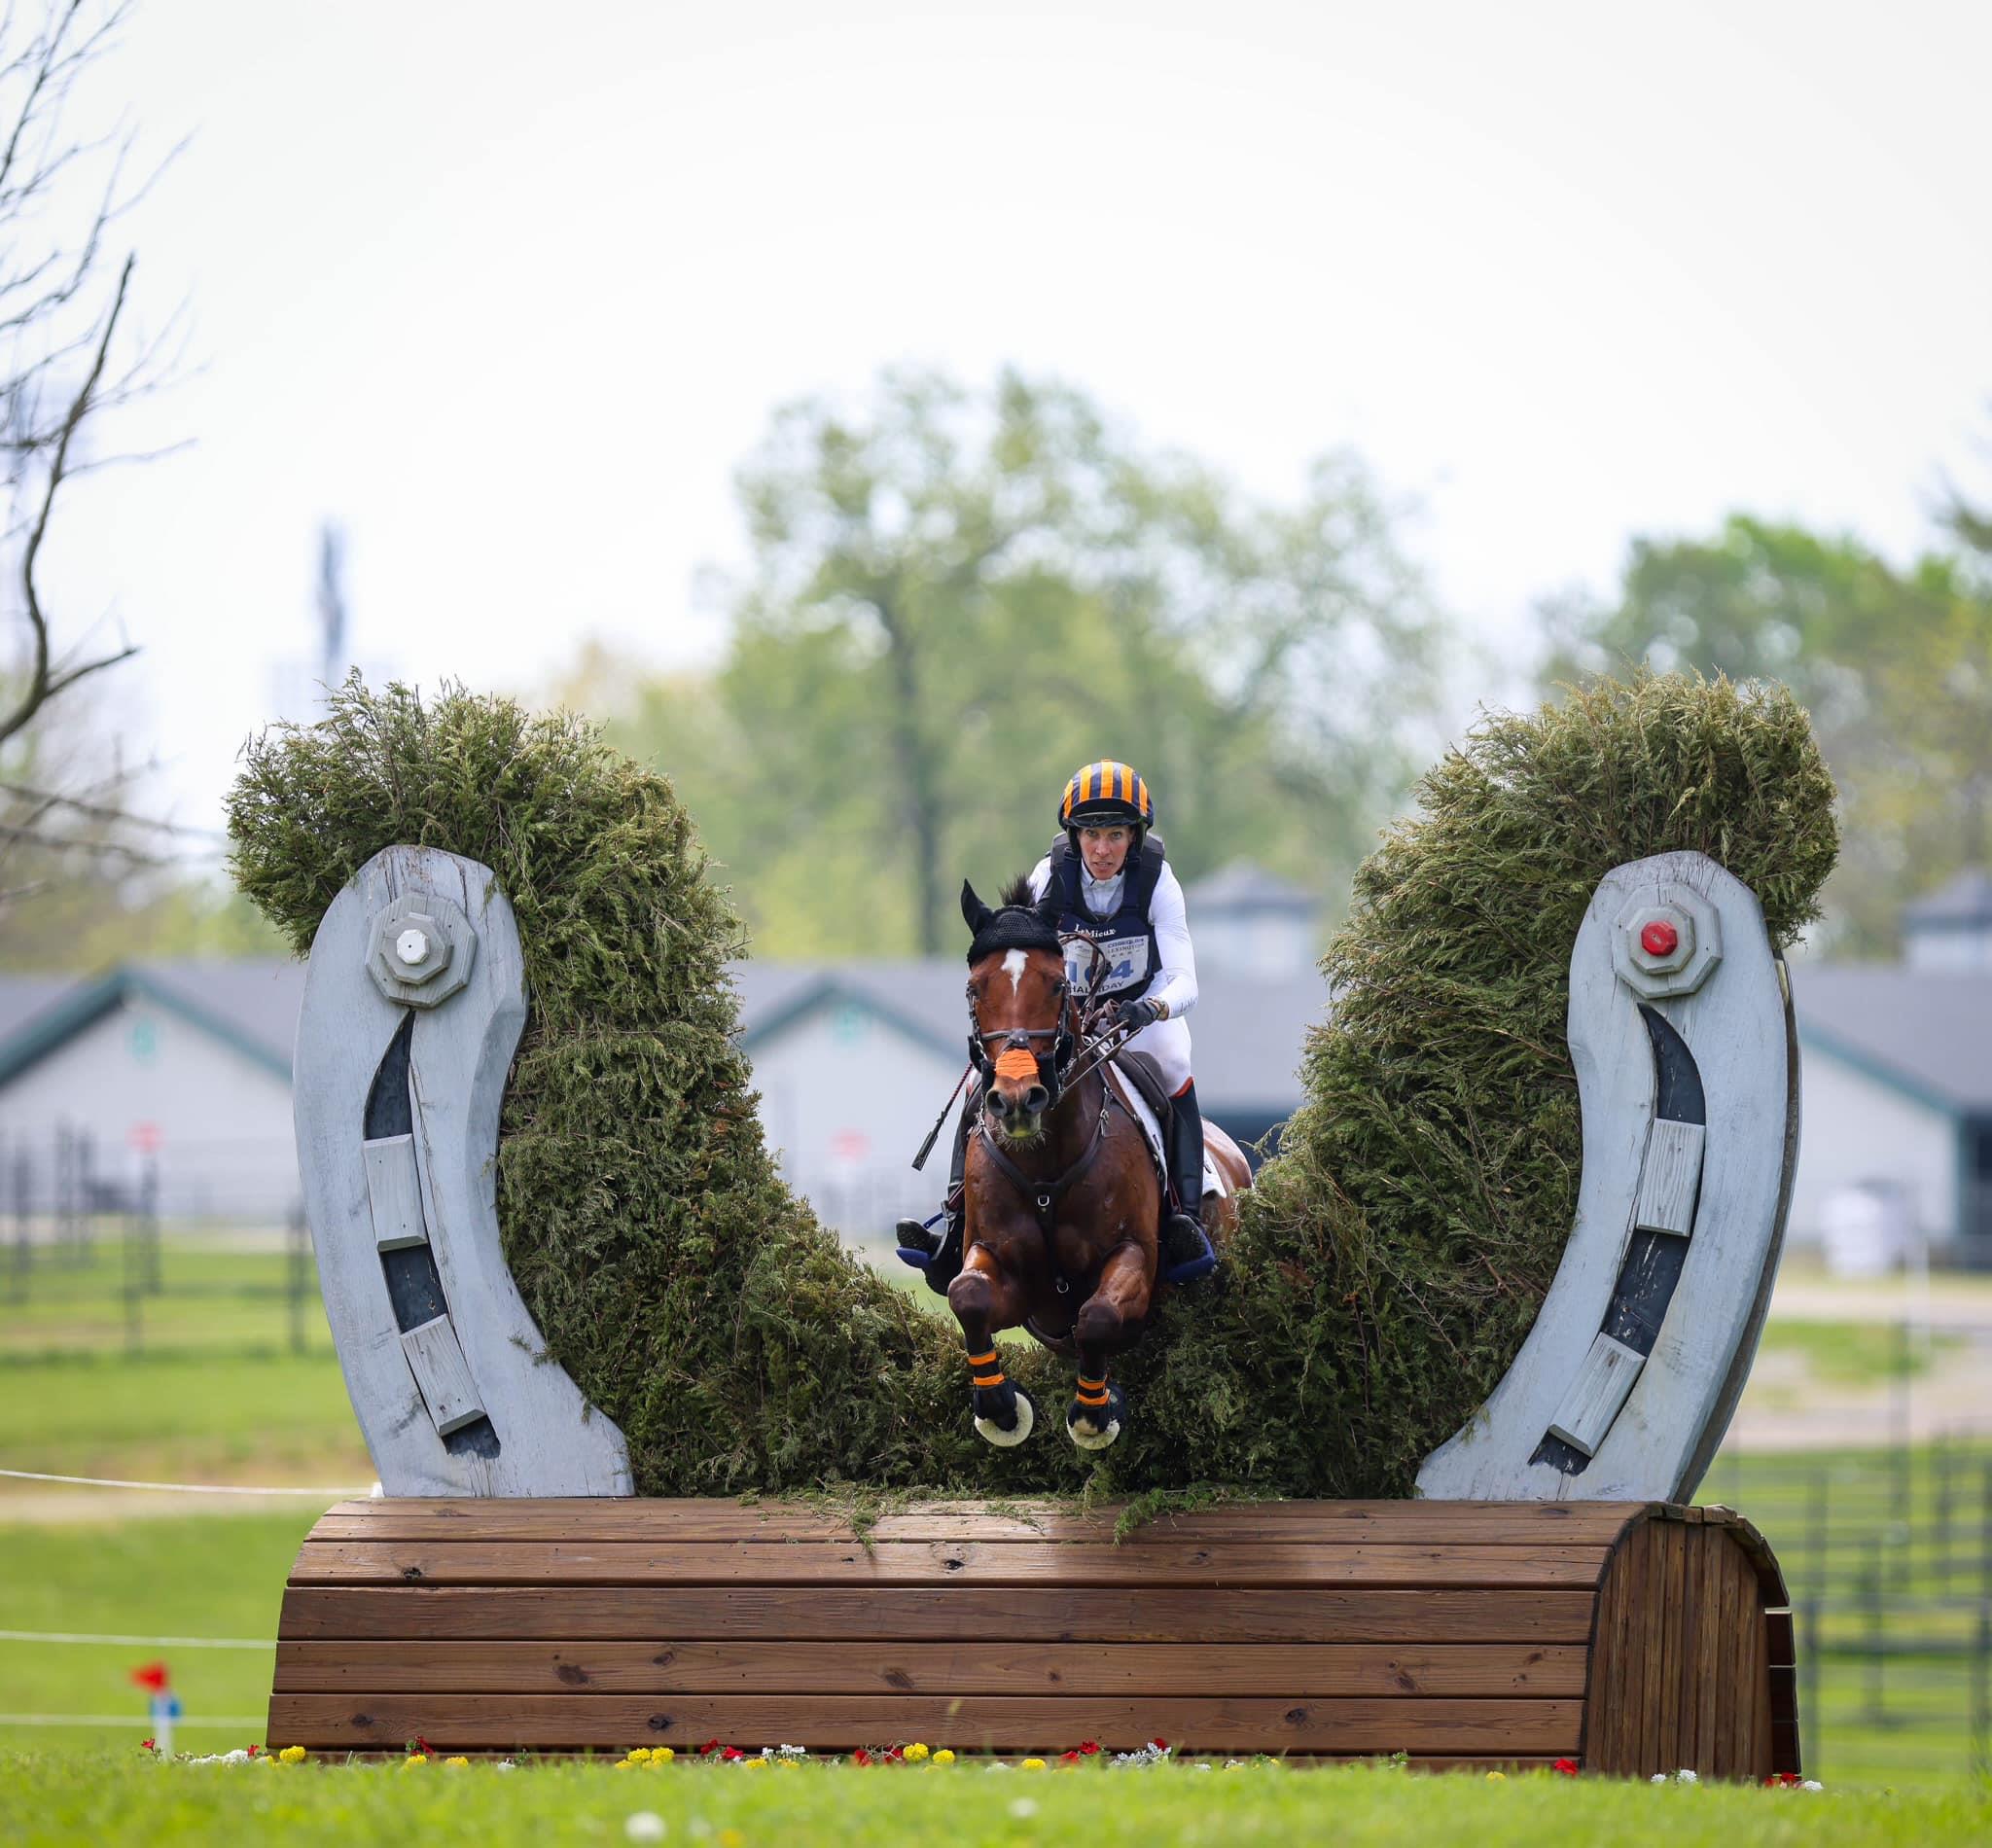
left=0, top=997, right=298, bottom=1221
left=1787, top=1039, right=1957, bottom=1244
left=747, top=995, right=960, bottom=1243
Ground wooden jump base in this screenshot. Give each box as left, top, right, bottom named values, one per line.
left=267, top=1498, right=1798, bottom=1776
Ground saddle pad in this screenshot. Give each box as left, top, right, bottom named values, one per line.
left=1104, top=1064, right=1228, bottom=1202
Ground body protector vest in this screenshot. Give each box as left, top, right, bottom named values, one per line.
left=1048, top=832, right=1167, bottom=1001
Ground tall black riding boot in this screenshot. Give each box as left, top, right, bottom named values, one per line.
left=1159, top=1081, right=1218, bottom=1285
left=894, top=1084, right=977, bottom=1296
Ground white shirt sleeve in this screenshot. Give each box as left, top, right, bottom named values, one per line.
left=1145, top=862, right=1198, bottom=1021
left=1026, top=854, right=1053, bottom=904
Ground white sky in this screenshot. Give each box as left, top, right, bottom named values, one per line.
left=31, top=0, right=1992, bottom=841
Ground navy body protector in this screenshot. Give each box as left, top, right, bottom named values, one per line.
left=1047, top=831, right=1167, bottom=1002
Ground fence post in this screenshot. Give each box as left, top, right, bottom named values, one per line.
left=1891, top=1318, right=1912, bottom=1589
left=1973, top=1601, right=1990, bottom=1784
left=1799, top=1595, right=1822, bottom=1781
left=1936, top=1433, right=1954, bottom=1597
left=287, top=1198, right=309, bottom=1357
left=76, top=1126, right=95, bottom=1263
left=1805, top=1467, right=1828, bottom=1593
left=7, top=1138, right=27, bottom=1304
left=141, top=1155, right=161, bottom=1295
left=121, top=1186, right=142, bottom=1357
left=54, top=1121, right=74, bottom=1263
left=1862, top=1537, right=1885, bottom=1725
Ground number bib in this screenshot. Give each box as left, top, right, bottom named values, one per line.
left=1064, top=933, right=1153, bottom=997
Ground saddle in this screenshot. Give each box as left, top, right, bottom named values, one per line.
left=1108, top=1048, right=1178, bottom=1202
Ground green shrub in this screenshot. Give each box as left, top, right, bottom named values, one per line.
left=229, top=671, right=1833, bottom=1499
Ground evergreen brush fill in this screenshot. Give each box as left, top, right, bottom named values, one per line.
left=229, top=671, right=1834, bottom=1500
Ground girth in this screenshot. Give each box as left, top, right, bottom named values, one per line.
left=976, top=1090, right=1120, bottom=1297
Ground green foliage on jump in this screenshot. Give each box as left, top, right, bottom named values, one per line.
left=228, top=671, right=1833, bottom=1500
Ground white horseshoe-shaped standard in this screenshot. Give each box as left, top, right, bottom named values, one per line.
left=1416, top=850, right=1797, bottom=1503
left=295, top=845, right=632, bottom=1496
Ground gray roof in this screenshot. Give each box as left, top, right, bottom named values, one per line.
left=0, top=974, right=65, bottom=1044
left=1901, top=868, right=1992, bottom=930
left=733, top=957, right=1326, bottom=1111
left=1791, top=962, right=1992, bottom=1114
left=1184, top=860, right=1321, bottom=914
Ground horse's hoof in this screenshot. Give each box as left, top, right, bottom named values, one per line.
left=1065, top=1385, right=1124, bottom=1451
left=975, top=1385, right=1036, bottom=1448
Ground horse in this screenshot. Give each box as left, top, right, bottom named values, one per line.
left=949, top=876, right=1252, bottom=1450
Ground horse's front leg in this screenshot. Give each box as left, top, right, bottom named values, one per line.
left=1067, top=1240, right=1150, bottom=1450
left=948, top=1246, right=1036, bottom=1447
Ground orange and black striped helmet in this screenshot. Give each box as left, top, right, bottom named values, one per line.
left=1058, top=761, right=1153, bottom=833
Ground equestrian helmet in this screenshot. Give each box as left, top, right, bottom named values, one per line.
left=1059, top=760, right=1153, bottom=834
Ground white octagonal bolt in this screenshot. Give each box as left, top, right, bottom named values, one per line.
left=1612, top=885, right=1723, bottom=999
left=396, top=927, right=430, bottom=966
left=366, top=894, right=474, bottom=1009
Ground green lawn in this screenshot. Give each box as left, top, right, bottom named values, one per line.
left=1, top=1754, right=1985, bottom=1848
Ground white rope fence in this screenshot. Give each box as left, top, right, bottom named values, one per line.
left=0, top=1468, right=373, bottom=1496
left=0, top=1629, right=271, bottom=1649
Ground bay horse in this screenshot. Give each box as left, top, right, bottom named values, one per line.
left=950, top=877, right=1251, bottom=1449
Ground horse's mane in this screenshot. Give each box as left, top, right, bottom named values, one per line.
left=965, top=872, right=1062, bottom=965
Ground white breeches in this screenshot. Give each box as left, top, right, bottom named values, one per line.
left=1123, top=1013, right=1192, bottom=1094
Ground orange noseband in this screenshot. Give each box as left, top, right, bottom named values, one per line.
left=993, top=1047, right=1041, bottom=1083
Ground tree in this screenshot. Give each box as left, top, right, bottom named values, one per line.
left=0, top=1, right=182, bottom=911
left=1540, top=515, right=1992, bottom=951
left=624, top=368, right=1447, bottom=958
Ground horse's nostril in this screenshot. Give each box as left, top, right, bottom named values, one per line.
left=1023, top=1085, right=1049, bottom=1114
left=987, top=1090, right=1012, bottom=1118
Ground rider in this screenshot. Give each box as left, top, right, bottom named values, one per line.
left=895, top=759, right=1219, bottom=1290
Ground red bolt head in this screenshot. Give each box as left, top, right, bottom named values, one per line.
left=1640, top=919, right=1680, bottom=958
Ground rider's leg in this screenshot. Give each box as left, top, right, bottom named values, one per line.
left=948, top=1246, right=1034, bottom=1445
left=894, top=1083, right=977, bottom=1295
left=1066, top=1240, right=1150, bottom=1449
left=1122, top=1016, right=1216, bottom=1285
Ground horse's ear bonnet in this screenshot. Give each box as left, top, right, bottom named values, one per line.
left=962, top=874, right=1063, bottom=966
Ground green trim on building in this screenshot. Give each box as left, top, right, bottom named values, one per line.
left=0, top=968, right=293, bottom=1091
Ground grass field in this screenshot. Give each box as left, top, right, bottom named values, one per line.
left=2, top=1754, right=1987, bottom=1848
left=4, top=1232, right=1992, bottom=1798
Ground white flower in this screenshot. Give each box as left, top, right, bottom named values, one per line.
left=1008, top=1798, right=1039, bottom=1819
left=624, top=1814, right=666, bottom=1844
left=495, top=1759, right=516, bottom=1771
left=984, top=1761, right=1012, bottom=1772
left=1802, top=1780, right=1824, bottom=1792
left=1651, top=1773, right=1669, bottom=1784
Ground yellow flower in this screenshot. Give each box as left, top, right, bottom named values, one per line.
left=401, top=1755, right=427, bottom=1770
left=1021, top=1757, right=1047, bottom=1771
left=627, top=1747, right=652, bottom=1763
left=445, top=1757, right=470, bottom=1769
left=904, top=1743, right=930, bottom=1763
left=650, top=1747, right=675, bottom=1764
left=719, top=1832, right=745, bottom=1848
left=743, top=1757, right=767, bottom=1768
left=932, top=1749, right=955, bottom=1765
left=614, top=1759, right=635, bottom=1770
left=278, top=1745, right=307, bottom=1764
left=1485, top=1770, right=1507, bottom=1782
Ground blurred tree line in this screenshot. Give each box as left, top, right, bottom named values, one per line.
left=573, top=369, right=1447, bottom=958
left=1540, top=484, right=1992, bottom=955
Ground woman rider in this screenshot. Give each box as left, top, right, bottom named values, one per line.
left=895, top=759, right=1219, bottom=1289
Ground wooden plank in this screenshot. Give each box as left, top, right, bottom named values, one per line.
left=302, top=1499, right=1651, bottom=1546
left=1657, top=1510, right=1689, bottom=1773
left=363, top=1134, right=427, bottom=1251
left=1674, top=1520, right=1702, bottom=1775
left=1546, top=1333, right=1644, bottom=1457
left=288, top=1540, right=1611, bottom=1589
left=1691, top=1525, right=1722, bottom=1772
left=1635, top=1522, right=1666, bottom=1779
left=272, top=1639, right=1588, bottom=1698
left=265, top=1692, right=1584, bottom=1755
left=399, top=1316, right=485, bottom=1438
left=1764, top=1608, right=1795, bottom=1667
left=275, top=1584, right=1605, bottom=1645
left=1634, top=1118, right=1705, bottom=1236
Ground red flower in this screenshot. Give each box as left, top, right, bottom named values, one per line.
left=1552, top=1758, right=1580, bottom=1776
left=1079, top=1740, right=1100, bottom=1756
left=1150, top=1738, right=1169, bottom=1751
left=1059, top=1751, right=1080, bottom=1763
left=405, top=1735, right=434, bottom=1758
left=139, top=1739, right=155, bottom=1754
left=721, top=1747, right=744, bottom=1761
left=130, top=1662, right=169, bottom=1692
left=1765, top=1771, right=1803, bottom=1788
left=246, top=1745, right=261, bottom=1758
left=852, top=1748, right=872, bottom=1765
left=699, top=1738, right=723, bottom=1757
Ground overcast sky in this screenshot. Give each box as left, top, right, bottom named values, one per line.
left=31, top=0, right=1992, bottom=842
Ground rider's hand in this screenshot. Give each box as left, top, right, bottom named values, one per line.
left=1114, top=997, right=1162, bottom=1034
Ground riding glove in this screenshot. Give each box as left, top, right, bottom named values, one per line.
left=1114, top=996, right=1164, bottom=1033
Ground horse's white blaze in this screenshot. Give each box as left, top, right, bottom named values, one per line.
left=1002, top=947, right=1027, bottom=994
